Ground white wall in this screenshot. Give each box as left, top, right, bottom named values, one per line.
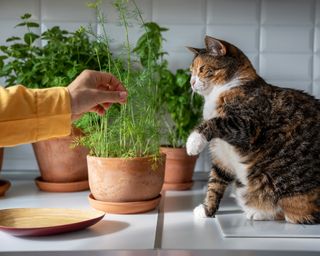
left=0, top=0, right=320, bottom=173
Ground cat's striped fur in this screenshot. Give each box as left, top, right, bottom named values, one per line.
left=187, top=36, right=320, bottom=224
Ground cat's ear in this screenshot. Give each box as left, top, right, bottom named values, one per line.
left=205, top=36, right=227, bottom=56
left=186, top=46, right=202, bottom=55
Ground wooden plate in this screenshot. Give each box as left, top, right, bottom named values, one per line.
left=0, top=208, right=105, bottom=236
left=0, top=179, right=11, bottom=197
left=88, top=193, right=161, bottom=214
left=35, top=177, right=89, bottom=192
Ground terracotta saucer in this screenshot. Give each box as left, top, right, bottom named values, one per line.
left=162, top=181, right=194, bottom=191
left=35, top=177, right=89, bottom=193
left=88, top=193, right=162, bottom=214
left=0, top=179, right=11, bottom=197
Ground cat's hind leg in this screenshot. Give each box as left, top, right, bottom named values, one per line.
left=235, top=185, right=284, bottom=221
left=244, top=206, right=284, bottom=221
left=194, top=163, right=234, bottom=218
left=279, top=189, right=320, bottom=224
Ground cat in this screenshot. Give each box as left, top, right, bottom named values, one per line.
left=186, top=35, right=320, bottom=224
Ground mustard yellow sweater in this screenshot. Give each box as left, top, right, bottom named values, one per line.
left=0, top=85, right=71, bottom=147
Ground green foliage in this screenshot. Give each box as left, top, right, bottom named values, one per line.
left=134, top=22, right=168, bottom=67
left=0, top=1, right=201, bottom=156
left=160, top=67, right=203, bottom=148
left=133, top=20, right=202, bottom=148
left=0, top=14, right=111, bottom=88
left=75, top=0, right=166, bottom=158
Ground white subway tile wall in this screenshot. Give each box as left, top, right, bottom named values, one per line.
left=0, top=0, right=319, bottom=172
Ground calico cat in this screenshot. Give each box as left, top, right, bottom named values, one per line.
left=186, top=35, right=320, bottom=224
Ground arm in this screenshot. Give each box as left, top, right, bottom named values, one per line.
left=0, top=85, right=71, bottom=147
left=0, top=70, right=127, bottom=147
left=186, top=115, right=260, bottom=155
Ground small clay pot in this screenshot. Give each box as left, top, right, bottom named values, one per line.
left=160, top=147, right=197, bottom=190
left=32, top=127, right=89, bottom=184
left=87, top=154, right=166, bottom=203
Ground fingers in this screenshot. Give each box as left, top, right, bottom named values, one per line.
left=91, top=105, right=106, bottom=116
left=91, top=89, right=128, bottom=104
left=101, top=102, right=112, bottom=110
left=94, top=70, right=126, bottom=92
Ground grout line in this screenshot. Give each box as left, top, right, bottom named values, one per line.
left=257, top=0, right=262, bottom=74
left=153, top=190, right=165, bottom=249
left=151, top=0, right=155, bottom=22
left=39, top=0, right=43, bottom=47
left=150, top=0, right=154, bottom=21
left=205, top=0, right=208, bottom=36
left=311, top=0, right=317, bottom=95
left=95, top=1, right=98, bottom=35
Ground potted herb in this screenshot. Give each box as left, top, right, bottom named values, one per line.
left=0, top=14, right=109, bottom=192
left=159, top=68, right=203, bottom=190
left=77, top=0, right=167, bottom=214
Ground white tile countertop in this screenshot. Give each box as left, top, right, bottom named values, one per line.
left=0, top=172, right=319, bottom=256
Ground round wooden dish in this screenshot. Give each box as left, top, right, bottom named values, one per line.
left=0, top=179, right=11, bottom=197
left=88, top=193, right=161, bottom=214
left=162, top=181, right=193, bottom=191
left=35, top=177, right=89, bottom=192
left=0, top=208, right=105, bottom=236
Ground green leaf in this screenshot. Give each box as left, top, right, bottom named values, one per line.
left=21, top=13, right=32, bottom=20
left=26, top=22, right=40, bottom=28
left=24, top=32, right=40, bottom=45
left=6, top=36, right=21, bottom=42
left=176, top=72, right=189, bottom=87
left=15, top=22, right=27, bottom=27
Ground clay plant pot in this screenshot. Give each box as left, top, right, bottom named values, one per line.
left=160, top=147, right=197, bottom=191
left=0, top=148, right=11, bottom=197
left=32, top=126, right=89, bottom=192
left=87, top=154, right=166, bottom=214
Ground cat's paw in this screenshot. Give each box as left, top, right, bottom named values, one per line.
left=186, top=131, right=207, bottom=155
left=193, top=204, right=208, bottom=218
left=193, top=204, right=216, bottom=218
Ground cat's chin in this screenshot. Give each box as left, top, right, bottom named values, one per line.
left=194, top=87, right=212, bottom=96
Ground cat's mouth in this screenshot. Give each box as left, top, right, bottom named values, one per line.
left=193, top=83, right=211, bottom=95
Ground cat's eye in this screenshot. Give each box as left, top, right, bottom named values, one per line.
left=189, top=65, right=193, bottom=72
left=199, top=65, right=205, bottom=72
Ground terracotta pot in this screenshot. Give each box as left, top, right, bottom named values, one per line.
left=160, top=147, right=197, bottom=189
left=87, top=154, right=166, bottom=203
left=32, top=127, right=89, bottom=183
left=0, top=148, right=11, bottom=197
left=0, top=148, right=3, bottom=171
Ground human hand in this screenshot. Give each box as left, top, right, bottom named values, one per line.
left=67, top=70, right=127, bottom=121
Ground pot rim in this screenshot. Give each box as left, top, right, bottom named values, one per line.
left=87, top=153, right=166, bottom=161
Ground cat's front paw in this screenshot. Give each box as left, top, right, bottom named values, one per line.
left=193, top=204, right=216, bottom=218
left=193, top=204, right=208, bottom=218
left=186, top=131, right=207, bottom=155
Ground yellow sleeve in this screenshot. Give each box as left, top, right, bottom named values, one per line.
left=0, top=85, right=71, bottom=147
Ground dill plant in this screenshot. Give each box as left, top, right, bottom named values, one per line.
left=77, top=0, right=167, bottom=158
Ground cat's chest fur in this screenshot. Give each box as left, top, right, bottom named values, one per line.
left=203, top=80, right=239, bottom=120
left=204, top=81, right=249, bottom=185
